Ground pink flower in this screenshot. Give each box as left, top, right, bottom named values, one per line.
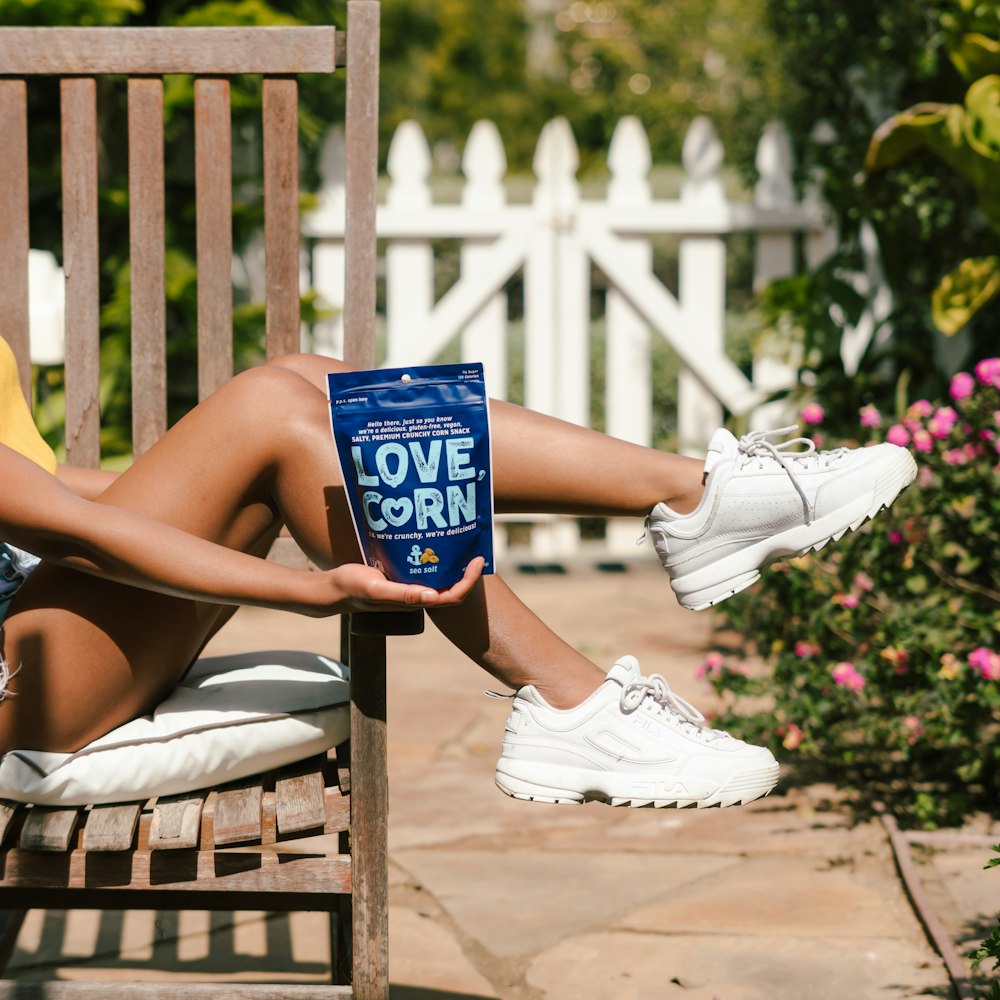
left=950, top=371, right=975, bottom=401
left=886, top=424, right=911, bottom=447
left=912, top=429, right=934, bottom=453
left=880, top=646, right=909, bottom=674
left=853, top=571, right=874, bottom=593
left=859, top=404, right=882, bottom=428
left=903, top=715, right=925, bottom=744
left=907, top=399, right=934, bottom=419
left=800, top=402, right=825, bottom=425
left=928, top=407, right=958, bottom=439
left=889, top=529, right=904, bottom=544
left=917, top=465, right=934, bottom=486
left=968, top=647, right=1000, bottom=681
left=782, top=723, right=804, bottom=751
left=974, top=357, right=1000, bottom=388
left=794, top=640, right=821, bottom=658
left=943, top=448, right=967, bottom=466
left=832, top=592, right=860, bottom=609
left=832, top=662, right=865, bottom=693
left=696, top=651, right=725, bottom=680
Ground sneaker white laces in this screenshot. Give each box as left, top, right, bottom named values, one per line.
left=620, top=672, right=725, bottom=742
left=736, top=425, right=846, bottom=525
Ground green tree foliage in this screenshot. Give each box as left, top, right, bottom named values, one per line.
left=541, top=0, right=787, bottom=173
left=866, top=1, right=1000, bottom=336
left=758, top=0, right=1000, bottom=417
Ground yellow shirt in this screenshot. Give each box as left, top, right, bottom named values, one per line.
left=0, top=335, right=57, bottom=475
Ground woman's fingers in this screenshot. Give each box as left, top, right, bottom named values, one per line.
left=336, top=557, right=485, bottom=612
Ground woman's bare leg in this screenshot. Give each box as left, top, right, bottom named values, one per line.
left=270, top=354, right=705, bottom=516
left=2, top=361, right=621, bottom=751
left=270, top=354, right=706, bottom=706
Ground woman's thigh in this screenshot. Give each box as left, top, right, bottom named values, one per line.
left=0, top=364, right=345, bottom=753
left=0, top=568, right=239, bottom=753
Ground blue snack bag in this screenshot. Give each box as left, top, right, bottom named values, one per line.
left=327, top=363, right=495, bottom=589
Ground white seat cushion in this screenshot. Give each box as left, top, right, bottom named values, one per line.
left=0, top=651, right=350, bottom=806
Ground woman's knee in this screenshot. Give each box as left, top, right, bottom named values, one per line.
left=267, top=352, right=354, bottom=388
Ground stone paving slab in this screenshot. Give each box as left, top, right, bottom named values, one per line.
left=1, top=562, right=982, bottom=998
left=526, top=931, right=947, bottom=1000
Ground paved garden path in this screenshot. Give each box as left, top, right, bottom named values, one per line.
left=5, top=557, right=996, bottom=998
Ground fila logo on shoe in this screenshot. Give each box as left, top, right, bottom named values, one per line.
left=631, top=779, right=690, bottom=798
left=630, top=713, right=665, bottom=739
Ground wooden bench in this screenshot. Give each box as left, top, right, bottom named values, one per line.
left=0, top=6, right=411, bottom=997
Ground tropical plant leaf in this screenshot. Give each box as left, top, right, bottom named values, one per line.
left=931, top=255, right=1000, bottom=335
left=950, top=32, right=1000, bottom=81
left=963, top=74, right=1000, bottom=159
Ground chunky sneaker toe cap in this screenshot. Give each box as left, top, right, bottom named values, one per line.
left=495, top=656, right=779, bottom=809
left=648, top=426, right=917, bottom=611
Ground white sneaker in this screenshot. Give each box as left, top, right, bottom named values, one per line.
left=494, top=656, right=779, bottom=808
left=647, top=426, right=917, bottom=611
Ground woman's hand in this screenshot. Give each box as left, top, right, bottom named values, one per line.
left=300, top=557, right=486, bottom=617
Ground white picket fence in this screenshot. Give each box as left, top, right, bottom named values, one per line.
left=301, top=114, right=838, bottom=560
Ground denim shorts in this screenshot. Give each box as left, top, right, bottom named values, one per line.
left=0, top=543, right=40, bottom=629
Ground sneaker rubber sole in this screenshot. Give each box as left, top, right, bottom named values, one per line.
left=668, top=450, right=917, bottom=611
left=495, top=758, right=780, bottom=808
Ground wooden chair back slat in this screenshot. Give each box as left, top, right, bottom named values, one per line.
left=127, top=78, right=168, bottom=456
left=193, top=78, right=234, bottom=401
left=342, top=2, right=381, bottom=370
left=263, top=77, right=301, bottom=360
left=0, top=26, right=338, bottom=76
left=0, top=81, right=31, bottom=403
left=60, top=78, right=101, bottom=469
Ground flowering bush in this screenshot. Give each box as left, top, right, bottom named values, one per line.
left=703, top=359, right=1000, bottom=827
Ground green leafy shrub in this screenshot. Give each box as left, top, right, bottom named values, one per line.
left=699, top=358, right=1000, bottom=828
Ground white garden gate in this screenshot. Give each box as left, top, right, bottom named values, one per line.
left=303, top=114, right=835, bottom=560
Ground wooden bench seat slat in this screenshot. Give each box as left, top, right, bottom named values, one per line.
left=81, top=803, right=141, bottom=852
left=213, top=783, right=263, bottom=845
left=0, top=847, right=350, bottom=895
left=148, top=795, right=205, bottom=851
left=0, top=26, right=338, bottom=76
left=0, top=802, right=20, bottom=850
left=276, top=770, right=327, bottom=834
left=19, top=807, right=80, bottom=852
left=0, top=980, right=353, bottom=998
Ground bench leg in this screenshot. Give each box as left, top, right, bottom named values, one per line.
left=347, top=627, right=389, bottom=1000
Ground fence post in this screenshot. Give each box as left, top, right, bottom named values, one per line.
left=308, top=126, right=346, bottom=357
left=385, top=121, right=434, bottom=365
left=751, top=122, right=798, bottom=431
left=605, top=116, right=654, bottom=556
left=460, top=120, right=510, bottom=401
left=677, top=116, right=726, bottom=456
left=524, top=116, right=583, bottom=559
